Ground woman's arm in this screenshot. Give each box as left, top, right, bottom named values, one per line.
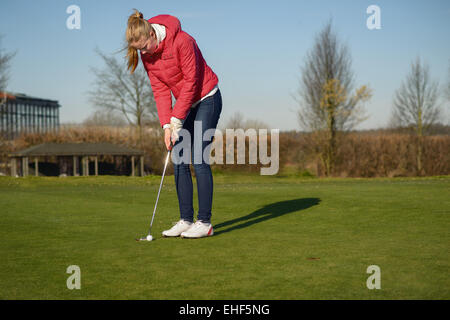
left=147, top=69, right=172, bottom=128
left=172, top=35, right=202, bottom=120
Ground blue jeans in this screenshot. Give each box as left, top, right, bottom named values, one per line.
left=172, top=89, right=222, bottom=223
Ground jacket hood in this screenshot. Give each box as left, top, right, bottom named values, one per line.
left=147, top=15, right=181, bottom=54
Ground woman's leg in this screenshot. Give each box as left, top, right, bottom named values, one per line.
left=173, top=162, right=194, bottom=222
left=191, top=89, right=222, bottom=223
left=172, top=109, right=197, bottom=223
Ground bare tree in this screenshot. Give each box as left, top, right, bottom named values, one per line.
left=0, top=36, right=16, bottom=143
left=223, top=111, right=245, bottom=130
left=446, top=62, right=450, bottom=102
left=222, top=111, right=270, bottom=130
left=87, top=48, right=157, bottom=143
left=391, top=56, right=442, bottom=174
left=244, top=118, right=271, bottom=130
left=82, top=109, right=128, bottom=127
left=0, top=35, right=16, bottom=110
left=295, top=20, right=371, bottom=176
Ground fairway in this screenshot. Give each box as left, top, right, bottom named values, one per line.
left=0, top=174, right=449, bottom=299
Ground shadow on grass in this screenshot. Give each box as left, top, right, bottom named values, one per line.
left=214, top=198, right=321, bottom=236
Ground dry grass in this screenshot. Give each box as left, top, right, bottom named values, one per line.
left=1, top=126, right=449, bottom=177
left=281, top=132, right=450, bottom=177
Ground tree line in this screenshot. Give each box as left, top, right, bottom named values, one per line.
left=294, top=20, right=449, bottom=176
left=1, top=19, right=449, bottom=177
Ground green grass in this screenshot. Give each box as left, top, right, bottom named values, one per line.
left=0, top=174, right=449, bottom=299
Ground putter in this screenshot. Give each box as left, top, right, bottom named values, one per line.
left=136, top=143, right=172, bottom=242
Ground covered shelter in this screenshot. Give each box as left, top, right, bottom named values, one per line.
left=8, top=142, right=145, bottom=177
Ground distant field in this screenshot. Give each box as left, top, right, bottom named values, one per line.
left=0, top=174, right=449, bottom=299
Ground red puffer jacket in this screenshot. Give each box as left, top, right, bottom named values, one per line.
left=141, top=15, right=219, bottom=128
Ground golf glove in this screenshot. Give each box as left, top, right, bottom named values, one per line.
left=170, top=116, right=183, bottom=142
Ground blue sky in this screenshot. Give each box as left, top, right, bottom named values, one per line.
left=1, top=0, right=449, bottom=130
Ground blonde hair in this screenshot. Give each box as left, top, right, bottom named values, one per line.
left=125, top=9, right=154, bottom=73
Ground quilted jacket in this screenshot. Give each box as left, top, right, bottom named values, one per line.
left=140, top=14, right=219, bottom=128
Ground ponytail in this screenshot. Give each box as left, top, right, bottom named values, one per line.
left=126, top=46, right=139, bottom=73
left=125, top=9, right=153, bottom=73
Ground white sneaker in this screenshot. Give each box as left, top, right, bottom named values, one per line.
left=180, top=221, right=214, bottom=238
left=162, top=220, right=193, bottom=237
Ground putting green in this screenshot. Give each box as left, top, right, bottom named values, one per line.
left=0, top=174, right=449, bottom=299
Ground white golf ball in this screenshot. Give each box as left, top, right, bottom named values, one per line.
left=146, top=235, right=153, bottom=241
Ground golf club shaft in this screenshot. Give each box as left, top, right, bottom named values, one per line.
left=148, top=148, right=171, bottom=234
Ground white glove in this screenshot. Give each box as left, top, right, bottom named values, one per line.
left=169, top=117, right=183, bottom=142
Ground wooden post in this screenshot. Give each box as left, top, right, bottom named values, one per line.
left=35, top=157, right=39, bottom=176
left=85, top=156, right=89, bottom=176
left=131, top=156, right=135, bottom=176
left=140, top=155, right=144, bottom=176
left=95, top=156, right=98, bottom=176
left=11, top=158, right=17, bottom=177
left=73, top=156, right=77, bottom=176
left=82, top=156, right=88, bottom=176
left=22, top=157, right=28, bottom=177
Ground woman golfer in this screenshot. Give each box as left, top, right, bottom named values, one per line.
left=126, top=10, right=222, bottom=238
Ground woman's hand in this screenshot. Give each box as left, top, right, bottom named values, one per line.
left=164, top=128, right=173, bottom=151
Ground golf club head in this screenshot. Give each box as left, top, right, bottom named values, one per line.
left=136, top=235, right=154, bottom=242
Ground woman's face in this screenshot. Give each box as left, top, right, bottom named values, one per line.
left=132, top=33, right=157, bottom=55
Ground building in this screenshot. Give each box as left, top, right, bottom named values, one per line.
left=8, top=142, right=146, bottom=177
left=0, top=92, right=61, bottom=140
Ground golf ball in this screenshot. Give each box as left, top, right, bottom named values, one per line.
left=146, top=235, right=153, bottom=241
